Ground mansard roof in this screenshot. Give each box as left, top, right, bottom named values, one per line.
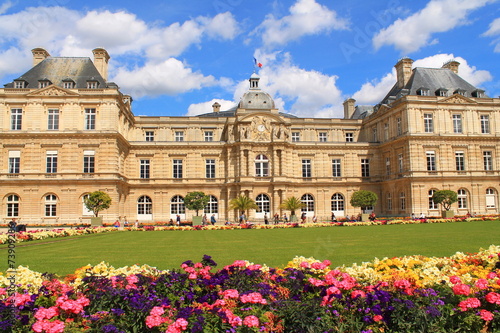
left=4, top=57, right=108, bottom=89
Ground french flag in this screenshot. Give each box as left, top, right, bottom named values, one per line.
left=254, top=57, right=263, bottom=68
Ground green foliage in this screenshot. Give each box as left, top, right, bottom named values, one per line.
left=228, top=195, right=258, bottom=216
left=350, top=190, right=378, bottom=211
left=84, top=191, right=112, bottom=217
left=432, top=190, right=458, bottom=211
left=183, top=191, right=210, bottom=216
left=279, top=196, right=305, bottom=216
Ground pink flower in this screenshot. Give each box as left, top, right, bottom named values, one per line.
left=322, top=259, right=331, bottom=267
left=351, top=290, right=366, bottom=299
left=449, top=276, right=461, bottom=284
left=126, top=274, right=139, bottom=284
left=247, top=264, right=262, bottom=270
left=308, top=278, right=325, bottom=287
left=326, top=286, right=341, bottom=295
left=222, top=289, right=239, bottom=299
left=150, top=306, right=165, bottom=317
left=480, top=309, right=494, bottom=321
left=458, top=297, right=481, bottom=311
left=146, top=314, right=166, bottom=328
left=13, top=293, right=32, bottom=307
left=487, top=272, right=497, bottom=279
left=475, top=279, right=489, bottom=290
left=311, top=262, right=326, bottom=270
left=299, top=261, right=310, bottom=268
left=373, top=315, right=383, bottom=322
left=232, top=260, right=247, bottom=267
left=240, top=292, right=267, bottom=304
left=243, top=315, right=260, bottom=328
left=32, top=319, right=65, bottom=333
left=394, top=279, right=411, bottom=289
left=486, top=292, right=500, bottom=304
left=34, top=307, right=59, bottom=320
left=452, top=283, right=470, bottom=296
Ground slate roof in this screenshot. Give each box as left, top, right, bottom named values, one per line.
left=4, top=57, right=107, bottom=89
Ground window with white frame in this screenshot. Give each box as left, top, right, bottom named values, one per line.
left=45, top=194, right=57, bottom=217
left=331, top=193, right=344, bottom=212
left=302, top=159, right=312, bottom=178
left=145, top=131, right=155, bottom=142
left=426, top=151, right=436, bottom=171
left=84, top=108, right=96, bottom=130
left=14, top=81, right=26, bottom=89
left=292, top=132, right=300, bottom=142
left=319, top=132, right=327, bottom=142
left=206, top=159, right=215, bottom=178
left=455, top=151, right=465, bottom=171
left=46, top=151, right=58, bottom=173
left=170, top=195, right=185, bottom=214
left=48, top=109, right=59, bottom=130
left=424, top=114, right=433, bottom=133
left=361, top=159, right=370, bottom=177
left=255, top=155, right=269, bottom=177
left=137, top=196, right=153, bottom=215
left=332, top=159, right=341, bottom=177
left=256, top=194, right=270, bottom=214
left=386, top=157, right=391, bottom=175
left=396, top=118, right=402, bottom=136
left=480, top=115, right=490, bottom=134
left=204, top=195, right=218, bottom=214
left=173, top=159, right=183, bottom=178
left=484, top=151, right=493, bottom=171
left=140, top=159, right=150, bottom=179
left=86, top=81, right=98, bottom=89
left=7, top=194, right=19, bottom=217
left=452, top=114, right=462, bottom=133
left=429, top=189, right=438, bottom=210
left=82, top=194, right=93, bottom=216
left=83, top=150, right=95, bottom=173
left=204, top=131, right=214, bottom=142
left=345, top=132, right=354, bottom=142
left=457, top=189, right=467, bottom=209
left=63, top=81, right=75, bottom=89
left=11, top=108, right=22, bottom=130
left=175, top=131, right=184, bottom=142
left=400, top=192, right=406, bottom=210
left=8, top=151, right=20, bottom=174
left=383, top=123, right=389, bottom=141
left=398, top=153, right=403, bottom=173
left=486, top=188, right=497, bottom=208
left=38, top=80, right=51, bottom=88
left=301, top=194, right=314, bottom=212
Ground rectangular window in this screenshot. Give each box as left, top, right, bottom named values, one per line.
left=14, top=81, right=25, bottom=89
left=332, top=159, right=341, bottom=177
left=206, top=159, right=215, bottom=178
left=426, top=151, right=436, bottom=171
left=175, top=131, right=184, bottom=142
left=400, top=192, right=406, bottom=210
left=384, top=123, right=389, bottom=141
left=63, top=81, right=74, bottom=89
left=8, top=151, right=20, bottom=174
left=423, top=114, right=433, bottom=133
left=481, top=115, right=490, bottom=134
left=372, top=127, right=377, bottom=142
left=204, top=131, right=214, bottom=142
left=45, top=203, right=56, bottom=217
left=11, top=108, right=22, bottom=130
left=83, top=151, right=95, bottom=173
left=46, top=151, right=58, bottom=173
left=47, top=109, right=59, bottom=130
left=145, top=131, right=155, bottom=142
left=319, top=132, right=327, bottom=142
left=361, top=159, right=370, bottom=177
left=345, top=132, right=353, bottom=142
left=452, top=114, right=462, bottom=133
left=386, top=157, right=391, bottom=175
left=455, top=151, right=465, bottom=171
left=173, top=159, right=183, bottom=178
left=387, top=193, right=392, bottom=211
left=398, top=153, right=403, bottom=173
left=302, top=159, right=311, bottom=178
left=85, top=108, right=96, bottom=130
left=484, top=151, right=493, bottom=171
left=140, top=159, right=150, bottom=179
left=292, top=132, right=300, bottom=142
left=396, top=118, right=402, bottom=136
left=87, top=81, right=98, bottom=89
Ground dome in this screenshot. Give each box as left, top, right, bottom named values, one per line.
left=238, top=73, right=275, bottom=110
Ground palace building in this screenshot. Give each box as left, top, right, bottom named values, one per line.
left=1, top=48, right=499, bottom=224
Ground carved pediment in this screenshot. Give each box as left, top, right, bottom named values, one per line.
left=438, top=94, right=476, bottom=105
left=27, top=85, right=80, bottom=97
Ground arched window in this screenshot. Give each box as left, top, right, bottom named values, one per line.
left=486, top=188, right=497, bottom=208
left=429, top=189, right=438, bottom=210
left=331, top=193, right=344, bottom=212
left=137, top=196, right=153, bottom=218
left=82, top=194, right=93, bottom=216
left=255, top=154, right=269, bottom=177
left=7, top=194, right=19, bottom=217
left=301, top=194, right=314, bottom=212
left=256, top=194, right=270, bottom=214
left=204, top=195, right=218, bottom=214
left=170, top=195, right=185, bottom=215
left=458, top=189, right=468, bottom=209
left=45, top=194, right=57, bottom=217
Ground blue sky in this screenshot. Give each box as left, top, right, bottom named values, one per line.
left=0, top=0, right=499, bottom=118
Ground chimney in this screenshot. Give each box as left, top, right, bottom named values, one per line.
left=343, top=98, right=356, bottom=119
left=92, top=48, right=110, bottom=81
left=31, top=48, right=50, bottom=66
left=212, top=102, right=221, bottom=113
left=442, top=60, right=460, bottom=74
left=394, top=57, right=414, bottom=89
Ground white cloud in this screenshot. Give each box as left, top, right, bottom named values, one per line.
left=352, top=71, right=396, bottom=105
left=254, top=0, right=348, bottom=48
left=483, top=17, right=500, bottom=52
left=112, top=58, right=217, bottom=98
left=203, top=12, right=240, bottom=40
left=373, top=0, right=495, bottom=53
left=0, top=1, right=13, bottom=15
left=186, top=99, right=236, bottom=116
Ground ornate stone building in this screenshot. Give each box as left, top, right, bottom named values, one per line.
left=1, top=48, right=499, bottom=224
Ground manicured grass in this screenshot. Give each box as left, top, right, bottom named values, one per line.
left=2, top=220, right=499, bottom=276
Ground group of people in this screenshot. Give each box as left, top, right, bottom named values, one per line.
left=202, top=214, right=217, bottom=225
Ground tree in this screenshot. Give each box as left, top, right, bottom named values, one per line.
left=279, top=196, right=305, bottom=218
left=84, top=191, right=112, bottom=217
left=183, top=191, right=210, bottom=216
left=432, top=190, right=458, bottom=211
left=350, top=190, right=378, bottom=212
left=229, top=195, right=258, bottom=220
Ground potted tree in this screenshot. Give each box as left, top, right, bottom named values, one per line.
left=229, top=195, right=258, bottom=224
left=183, top=191, right=210, bottom=225
left=279, top=196, right=305, bottom=222
left=84, top=191, right=112, bottom=226
left=350, top=190, right=378, bottom=221
left=432, top=190, right=458, bottom=218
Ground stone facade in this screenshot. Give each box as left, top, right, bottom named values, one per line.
left=1, top=49, right=499, bottom=224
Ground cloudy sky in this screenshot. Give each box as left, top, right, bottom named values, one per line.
left=0, top=0, right=499, bottom=118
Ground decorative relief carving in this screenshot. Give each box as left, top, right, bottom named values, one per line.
left=37, top=87, right=70, bottom=96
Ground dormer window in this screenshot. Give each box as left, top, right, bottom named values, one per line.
left=13, top=80, right=27, bottom=89
left=416, top=87, right=429, bottom=96
left=435, top=88, right=448, bottom=97
left=38, top=79, right=51, bottom=88
left=454, top=89, right=467, bottom=96
left=62, top=79, right=75, bottom=89
left=86, top=81, right=98, bottom=89
left=472, top=89, right=485, bottom=98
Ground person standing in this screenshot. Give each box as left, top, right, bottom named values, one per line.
left=301, top=212, right=306, bottom=223
left=283, top=213, right=288, bottom=223
left=273, top=213, right=279, bottom=224
left=264, top=214, right=269, bottom=225
left=210, top=214, right=216, bottom=225
left=202, top=214, right=208, bottom=225
left=176, top=214, right=181, bottom=226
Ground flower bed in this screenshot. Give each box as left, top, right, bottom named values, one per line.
left=0, top=227, right=119, bottom=244
left=2, top=246, right=500, bottom=332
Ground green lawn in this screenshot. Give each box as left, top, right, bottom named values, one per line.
left=2, top=220, right=499, bottom=276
